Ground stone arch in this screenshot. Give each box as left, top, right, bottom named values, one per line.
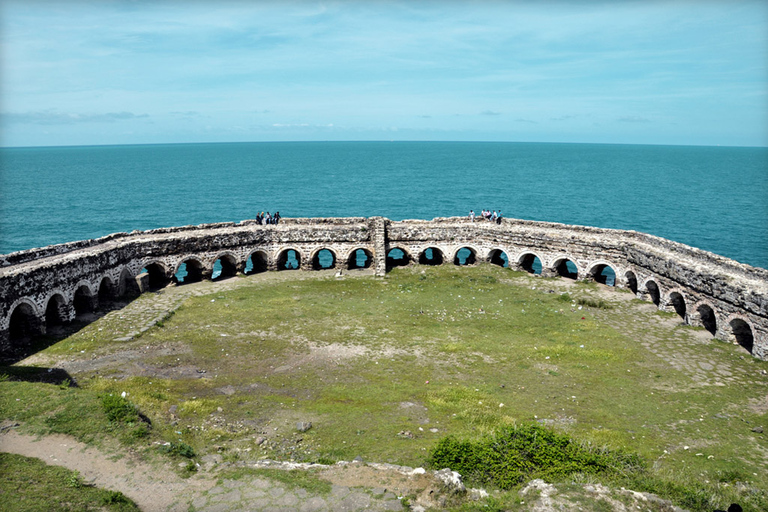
left=488, top=248, right=509, bottom=268
left=624, top=270, right=639, bottom=294
left=276, top=248, right=302, bottom=270
left=695, top=302, right=718, bottom=336
left=173, top=256, right=205, bottom=284
left=311, top=248, right=338, bottom=270
left=517, top=252, right=544, bottom=274
left=587, top=261, right=617, bottom=286
left=552, top=257, right=579, bottom=280
left=7, top=299, right=44, bottom=342
left=666, top=290, right=687, bottom=320
left=643, top=279, right=662, bottom=306
left=245, top=249, right=269, bottom=275
left=118, top=266, right=140, bottom=297
left=44, top=292, right=70, bottom=326
left=212, top=252, right=238, bottom=280
left=452, top=246, right=478, bottom=266
left=141, top=260, right=171, bottom=290
left=418, top=247, right=444, bottom=266
left=728, top=316, right=754, bottom=354
left=346, top=248, right=373, bottom=270
left=73, top=282, right=97, bottom=318
left=98, top=275, right=116, bottom=302
left=387, top=247, right=412, bottom=269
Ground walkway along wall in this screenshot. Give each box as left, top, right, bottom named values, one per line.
left=2, top=217, right=767, bottom=359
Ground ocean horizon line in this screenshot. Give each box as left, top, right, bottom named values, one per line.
left=2, top=139, right=766, bottom=151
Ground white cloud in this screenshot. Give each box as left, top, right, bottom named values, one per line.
left=3, top=111, right=149, bottom=124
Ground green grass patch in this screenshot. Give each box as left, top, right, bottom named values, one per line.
left=3, top=264, right=767, bottom=510
left=217, top=467, right=333, bottom=495
left=0, top=452, right=139, bottom=511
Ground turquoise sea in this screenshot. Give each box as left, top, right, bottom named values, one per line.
left=1, top=142, right=766, bottom=269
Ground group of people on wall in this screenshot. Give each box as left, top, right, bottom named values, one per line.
left=256, top=211, right=281, bottom=225
left=469, top=209, right=502, bottom=224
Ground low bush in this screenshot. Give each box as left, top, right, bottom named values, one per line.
left=428, top=423, right=643, bottom=490
left=159, top=441, right=196, bottom=458
left=101, top=490, right=131, bottom=505
left=577, top=297, right=613, bottom=309
left=101, top=394, right=138, bottom=423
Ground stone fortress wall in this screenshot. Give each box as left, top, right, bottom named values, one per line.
left=1, top=216, right=766, bottom=359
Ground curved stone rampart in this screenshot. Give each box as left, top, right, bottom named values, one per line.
left=1, top=216, right=766, bottom=360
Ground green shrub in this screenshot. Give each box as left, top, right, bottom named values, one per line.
left=100, top=490, right=130, bottom=505
left=428, top=423, right=644, bottom=489
left=101, top=394, right=138, bottom=423
left=159, top=441, right=195, bottom=458
left=129, top=423, right=150, bottom=439
left=577, top=297, right=613, bottom=309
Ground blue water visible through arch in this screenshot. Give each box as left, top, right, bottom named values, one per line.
left=1, top=142, right=766, bottom=269
left=600, top=266, right=616, bottom=286
left=456, top=247, right=473, bottom=265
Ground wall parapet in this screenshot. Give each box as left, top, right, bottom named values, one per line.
left=1, top=216, right=766, bottom=360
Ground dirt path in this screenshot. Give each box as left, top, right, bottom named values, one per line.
left=0, top=429, right=212, bottom=511
left=0, top=427, right=429, bottom=511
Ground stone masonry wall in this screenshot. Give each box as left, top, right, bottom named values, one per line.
left=1, top=217, right=766, bottom=360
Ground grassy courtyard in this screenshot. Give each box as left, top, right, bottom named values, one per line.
left=1, top=264, right=767, bottom=510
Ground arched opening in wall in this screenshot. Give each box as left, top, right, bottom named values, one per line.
left=98, top=277, right=115, bottom=304
left=519, top=253, right=542, bottom=274
left=488, top=249, right=509, bottom=268
left=730, top=318, right=754, bottom=354
left=454, top=247, right=477, bottom=266
left=73, top=285, right=96, bottom=320
left=554, top=259, right=578, bottom=280
left=277, top=249, right=301, bottom=270
left=625, top=271, right=638, bottom=295
left=141, top=263, right=170, bottom=290
left=418, top=247, right=444, bottom=266
left=245, top=251, right=269, bottom=275
left=348, top=248, right=372, bottom=270
left=646, top=281, right=661, bottom=306
left=669, top=292, right=686, bottom=320
left=212, top=255, right=238, bottom=281
left=387, top=248, right=410, bottom=269
left=118, top=267, right=140, bottom=298
left=590, top=264, right=616, bottom=286
left=313, top=249, right=337, bottom=270
left=45, top=294, right=68, bottom=327
left=697, top=304, right=717, bottom=336
left=174, top=259, right=204, bottom=284
left=9, top=302, right=42, bottom=342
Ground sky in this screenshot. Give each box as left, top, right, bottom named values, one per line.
left=1, top=0, right=767, bottom=148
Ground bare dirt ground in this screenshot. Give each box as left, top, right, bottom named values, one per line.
left=0, top=428, right=212, bottom=512
left=1, top=425, right=454, bottom=511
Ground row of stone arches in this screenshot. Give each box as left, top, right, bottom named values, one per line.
left=620, top=271, right=756, bottom=355
left=385, top=246, right=618, bottom=286
left=3, top=245, right=758, bottom=359
left=138, top=247, right=376, bottom=289
left=5, top=268, right=139, bottom=343
left=386, top=246, right=499, bottom=269
left=143, top=246, right=617, bottom=284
